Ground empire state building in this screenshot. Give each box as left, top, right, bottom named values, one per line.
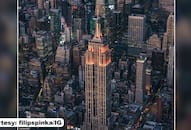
left=81, top=13, right=112, bottom=130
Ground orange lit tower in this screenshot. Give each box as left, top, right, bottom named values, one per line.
left=81, top=16, right=112, bottom=130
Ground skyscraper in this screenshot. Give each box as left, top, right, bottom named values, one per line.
left=43, top=75, right=55, bottom=101
left=162, top=32, right=168, bottom=53
left=73, top=18, right=83, bottom=41
left=55, top=33, right=71, bottom=65
left=50, top=8, right=61, bottom=44
left=135, top=55, right=146, bottom=104
left=167, top=45, right=174, bottom=87
left=73, top=46, right=80, bottom=69
left=50, top=0, right=56, bottom=9
left=146, top=34, right=162, bottom=57
left=81, top=17, right=112, bottom=130
left=37, top=0, right=43, bottom=9
left=35, top=31, right=53, bottom=61
left=159, top=0, right=174, bottom=13
left=128, top=14, right=146, bottom=46
left=151, top=49, right=165, bottom=72
left=146, top=68, right=151, bottom=95
left=50, top=9, right=61, bottom=33
left=167, top=14, right=174, bottom=45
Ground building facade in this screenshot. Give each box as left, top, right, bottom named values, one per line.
left=128, top=15, right=146, bottom=46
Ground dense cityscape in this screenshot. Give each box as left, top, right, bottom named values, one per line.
left=19, top=0, right=174, bottom=129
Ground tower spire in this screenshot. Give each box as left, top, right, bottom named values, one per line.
left=93, top=17, right=102, bottom=41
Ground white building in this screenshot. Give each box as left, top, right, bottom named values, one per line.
left=135, top=55, right=147, bottom=104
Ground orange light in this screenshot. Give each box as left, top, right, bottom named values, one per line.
left=86, top=57, right=94, bottom=65
left=86, top=60, right=94, bottom=65
left=100, top=46, right=109, bottom=53
left=99, top=58, right=111, bottom=67
left=88, top=45, right=94, bottom=52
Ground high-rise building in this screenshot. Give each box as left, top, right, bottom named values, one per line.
left=29, top=16, right=37, bottom=34
left=73, top=46, right=80, bottom=69
left=152, top=0, right=159, bottom=8
left=37, top=0, right=43, bottom=9
left=147, top=34, right=161, bottom=49
left=159, top=0, right=174, bottom=13
left=156, top=97, right=163, bottom=121
left=167, top=45, right=174, bottom=87
left=81, top=17, right=112, bottom=130
left=146, top=34, right=162, bottom=57
left=44, top=1, right=50, bottom=15
left=49, top=8, right=61, bottom=44
left=50, top=9, right=61, bottom=33
left=19, top=21, right=26, bottom=35
left=167, top=14, right=174, bottom=45
left=112, top=10, right=122, bottom=26
left=43, top=75, right=55, bottom=101
left=151, top=49, right=165, bottom=72
left=50, top=0, right=56, bottom=9
left=64, top=84, right=73, bottom=103
left=55, top=45, right=71, bottom=65
left=128, top=89, right=134, bottom=103
left=19, top=34, right=30, bottom=61
left=81, top=54, right=85, bottom=69
left=162, top=32, right=168, bottom=61
left=162, top=32, right=168, bottom=52
left=77, top=29, right=82, bottom=42
left=55, top=33, right=71, bottom=65
left=28, top=58, right=43, bottom=88
left=35, top=31, right=53, bottom=61
left=73, top=18, right=83, bottom=41
left=128, top=14, right=146, bottom=46
left=37, top=17, right=50, bottom=31
left=79, top=53, right=86, bottom=89
left=135, top=55, right=146, bottom=104
left=146, top=68, right=151, bottom=95
left=79, top=65, right=85, bottom=88
left=61, top=0, right=72, bottom=26
left=111, top=79, right=116, bottom=91
left=117, top=0, right=125, bottom=12
left=65, top=28, right=71, bottom=43
left=96, top=0, right=105, bottom=17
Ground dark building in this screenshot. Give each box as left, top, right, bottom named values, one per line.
left=112, top=10, right=122, bottom=26
left=37, top=17, right=50, bottom=31
left=151, top=49, right=165, bottom=72
left=61, top=1, right=72, bottom=26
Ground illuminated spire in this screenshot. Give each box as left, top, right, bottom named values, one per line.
left=93, top=18, right=102, bottom=41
